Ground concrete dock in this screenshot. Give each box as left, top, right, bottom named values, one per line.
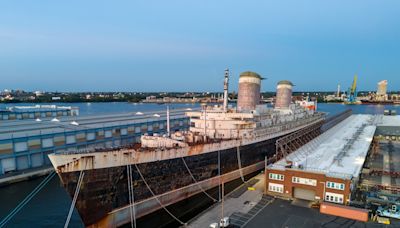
left=0, top=167, right=53, bottom=187
left=0, top=108, right=191, bottom=185
left=187, top=173, right=271, bottom=228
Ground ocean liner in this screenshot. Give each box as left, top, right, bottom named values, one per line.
left=49, top=70, right=324, bottom=227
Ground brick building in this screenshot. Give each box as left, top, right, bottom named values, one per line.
left=266, top=168, right=352, bottom=204
left=265, top=114, right=377, bottom=205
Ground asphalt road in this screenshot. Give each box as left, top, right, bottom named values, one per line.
left=245, top=199, right=395, bottom=228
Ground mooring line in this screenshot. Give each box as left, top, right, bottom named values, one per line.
left=181, top=157, right=217, bottom=202
left=126, top=164, right=136, bottom=228
left=134, top=164, right=185, bottom=226
left=64, top=170, right=84, bottom=228
left=237, top=146, right=245, bottom=183
left=0, top=171, right=56, bottom=228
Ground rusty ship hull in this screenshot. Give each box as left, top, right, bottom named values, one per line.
left=47, top=69, right=327, bottom=227
left=50, top=115, right=325, bottom=227
left=58, top=137, right=275, bottom=227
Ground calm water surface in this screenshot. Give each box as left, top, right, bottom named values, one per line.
left=1, top=102, right=399, bottom=227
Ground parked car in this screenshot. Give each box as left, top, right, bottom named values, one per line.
left=220, top=217, right=230, bottom=227
left=209, top=223, right=219, bottom=228
left=377, top=205, right=400, bottom=219
left=209, top=216, right=230, bottom=228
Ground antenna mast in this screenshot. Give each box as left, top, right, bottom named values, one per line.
left=223, top=68, right=229, bottom=112
left=167, top=106, right=170, bottom=137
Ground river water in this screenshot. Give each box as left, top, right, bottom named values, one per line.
left=0, top=102, right=399, bottom=228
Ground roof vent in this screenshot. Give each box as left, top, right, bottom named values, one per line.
left=70, top=121, right=79, bottom=126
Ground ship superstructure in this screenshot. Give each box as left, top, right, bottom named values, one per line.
left=49, top=70, right=325, bottom=227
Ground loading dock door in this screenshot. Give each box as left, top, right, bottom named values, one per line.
left=294, top=188, right=316, bottom=201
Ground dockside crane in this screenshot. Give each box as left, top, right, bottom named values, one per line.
left=346, top=74, right=358, bottom=104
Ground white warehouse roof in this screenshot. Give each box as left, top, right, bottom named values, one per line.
left=270, top=114, right=377, bottom=179
left=379, top=115, right=400, bottom=127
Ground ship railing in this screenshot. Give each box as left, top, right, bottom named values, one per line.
left=254, top=113, right=324, bottom=138
left=57, top=136, right=243, bottom=156
left=54, top=114, right=324, bottom=156
left=57, top=143, right=140, bottom=155
left=128, top=139, right=235, bottom=154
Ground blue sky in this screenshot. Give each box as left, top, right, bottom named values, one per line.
left=1, top=0, right=399, bottom=92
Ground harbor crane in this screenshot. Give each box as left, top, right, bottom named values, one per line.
left=346, top=74, right=359, bottom=104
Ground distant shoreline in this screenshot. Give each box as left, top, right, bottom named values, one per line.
left=1, top=100, right=399, bottom=106
left=0, top=100, right=134, bottom=104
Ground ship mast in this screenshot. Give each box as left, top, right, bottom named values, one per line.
left=167, top=106, right=170, bottom=137
left=203, top=106, right=207, bottom=142
left=223, top=68, right=229, bottom=112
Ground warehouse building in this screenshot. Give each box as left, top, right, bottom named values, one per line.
left=0, top=109, right=190, bottom=176
left=0, top=105, right=79, bottom=120
left=359, top=114, right=400, bottom=195
left=374, top=115, right=400, bottom=141
left=265, top=114, right=377, bottom=205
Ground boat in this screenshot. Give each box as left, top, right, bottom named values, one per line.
left=296, top=96, right=317, bottom=111
left=48, top=70, right=325, bottom=227
left=361, top=100, right=394, bottom=105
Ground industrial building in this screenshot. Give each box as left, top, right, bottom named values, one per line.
left=376, top=80, right=389, bottom=101
left=265, top=114, right=377, bottom=205
left=0, top=105, right=79, bottom=120
left=377, top=80, right=388, bottom=96
left=0, top=109, right=190, bottom=177
left=359, top=115, right=400, bottom=195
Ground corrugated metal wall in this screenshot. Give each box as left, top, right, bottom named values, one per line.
left=0, top=118, right=190, bottom=175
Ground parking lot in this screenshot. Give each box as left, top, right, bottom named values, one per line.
left=244, top=199, right=397, bottom=228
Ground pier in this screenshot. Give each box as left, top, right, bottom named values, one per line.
left=184, top=113, right=400, bottom=227
left=0, top=108, right=191, bottom=184
left=186, top=174, right=271, bottom=228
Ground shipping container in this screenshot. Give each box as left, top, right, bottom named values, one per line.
left=320, top=202, right=369, bottom=222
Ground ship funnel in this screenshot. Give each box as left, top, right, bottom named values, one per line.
left=237, top=71, right=263, bottom=112
left=275, top=80, right=293, bottom=109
